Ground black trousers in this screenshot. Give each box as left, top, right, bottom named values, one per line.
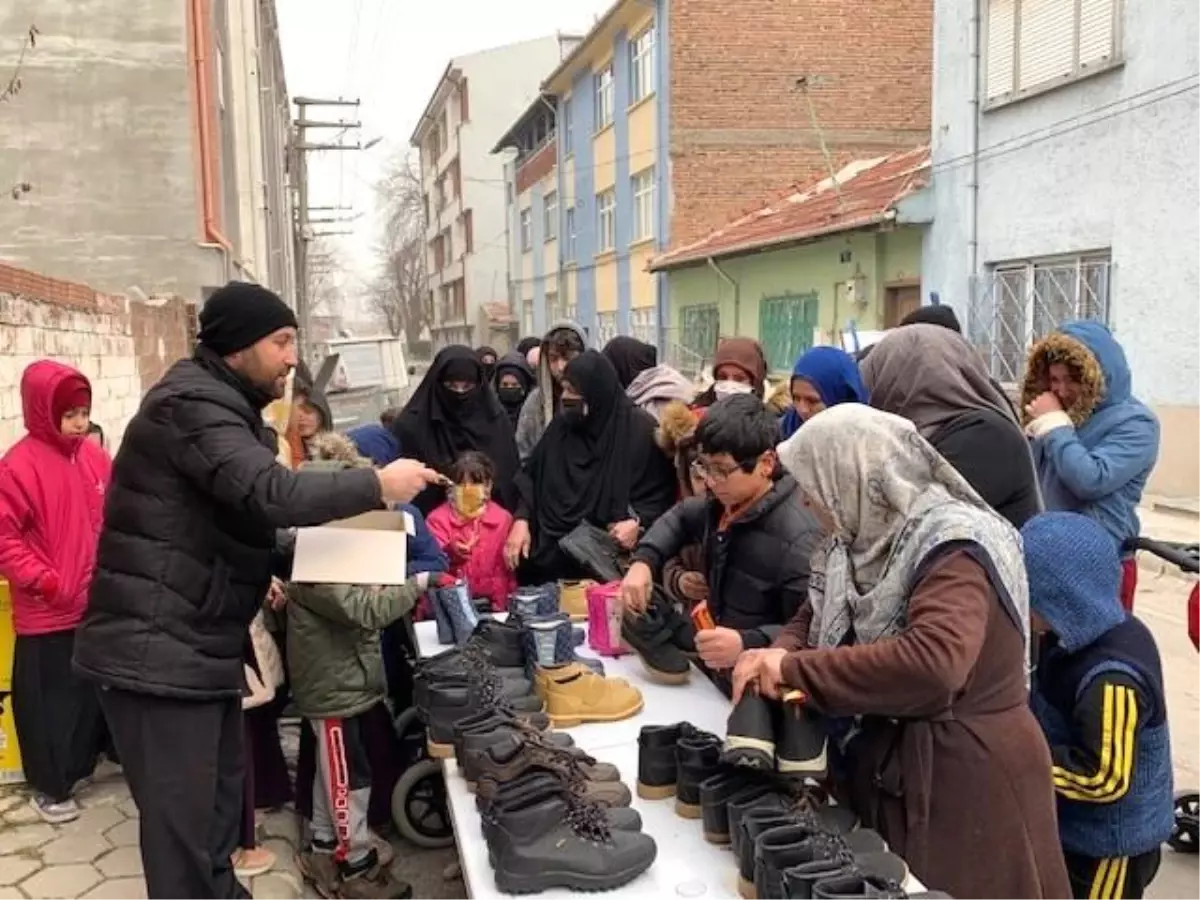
left=1064, top=848, right=1161, bottom=900
left=11, top=630, right=106, bottom=801
left=99, top=687, right=250, bottom=900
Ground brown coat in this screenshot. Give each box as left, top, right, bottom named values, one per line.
left=776, top=551, right=1071, bottom=899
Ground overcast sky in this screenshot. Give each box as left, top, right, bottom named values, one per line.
left=276, top=0, right=611, bottom=305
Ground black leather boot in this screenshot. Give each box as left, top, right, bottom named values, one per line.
left=776, top=699, right=829, bottom=778
left=450, top=708, right=555, bottom=757
left=728, top=789, right=790, bottom=861
left=637, top=723, right=688, bottom=800
left=699, top=771, right=769, bottom=845
left=738, top=814, right=803, bottom=898
left=622, top=599, right=692, bottom=684
left=723, top=691, right=778, bottom=770
left=809, top=870, right=934, bottom=899
left=779, top=835, right=902, bottom=899
left=673, top=730, right=722, bottom=818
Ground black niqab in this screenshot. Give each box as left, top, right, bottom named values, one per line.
left=393, top=345, right=519, bottom=513
left=476, top=345, right=499, bottom=381
left=602, top=336, right=658, bottom=389
left=493, top=351, right=535, bottom=428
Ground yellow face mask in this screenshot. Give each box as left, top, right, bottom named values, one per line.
left=450, top=483, right=489, bottom=519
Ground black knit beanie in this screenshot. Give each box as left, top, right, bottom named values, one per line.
left=198, top=281, right=299, bottom=355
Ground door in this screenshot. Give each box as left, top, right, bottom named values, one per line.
left=883, top=284, right=922, bottom=328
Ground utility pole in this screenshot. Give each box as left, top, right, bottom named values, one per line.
left=292, top=96, right=365, bottom=361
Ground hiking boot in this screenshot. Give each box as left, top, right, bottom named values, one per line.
left=430, top=579, right=478, bottom=645
left=809, top=870, right=924, bottom=899
left=728, top=789, right=791, bottom=860
left=472, top=735, right=632, bottom=808
left=421, top=678, right=543, bottom=757
left=338, top=858, right=413, bottom=899
left=732, top=789, right=861, bottom=856
left=484, top=789, right=656, bottom=893
left=777, top=699, right=828, bottom=778
left=477, top=770, right=643, bottom=830
left=508, top=584, right=560, bottom=624
left=461, top=730, right=605, bottom=789
left=636, top=722, right=694, bottom=800
left=674, top=730, right=722, bottom=818
left=700, top=771, right=771, bottom=845
left=559, top=579, right=592, bottom=620
left=297, top=848, right=340, bottom=898
left=450, top=707, right=551, bottom=745
left=464, top=618, right=527, bottom=669
left=723, top=691, right=778, bottom=771
left=414, top=653, right=533, bottom=711
left=534, top=662, right=643, bottom=727
left=522, top=613, right=605, bottom=676
left=779, top=841, right=908, bottom=900
left=756, top=824, right=895, bottom=900
left=622, top=601, right=692, bottom=684
left=452, top=712, right=571, bottom=759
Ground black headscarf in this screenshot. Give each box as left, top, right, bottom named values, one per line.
left=392, top=345, right=519, bottom=513
left=900, top=304, right=962, bottom=333
left=516, top=336, right=541, bottom=356
left=476, top=345, right=499, bottom=382
left=602, top=336, right=658, bottom=389
left=493, top=351, right=535, bottom=428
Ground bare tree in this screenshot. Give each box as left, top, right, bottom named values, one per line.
left=3, top=24, right=38, bottom=200
left=372, top=150, right=428, bottom=343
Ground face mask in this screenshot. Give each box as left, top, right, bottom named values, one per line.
left=446, top=385, right=476, bottom=404
left=714, top=380, right=754, bottom=399
left=450, top=483, right=489, bottom=519
left=497, top=385, right=526, bottom=407
left=560, top=397, right=586, bottom=426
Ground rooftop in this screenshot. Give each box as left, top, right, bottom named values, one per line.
left=648, top=145, right=931, bottom=272
left=491, top=92, right=557, bottom=155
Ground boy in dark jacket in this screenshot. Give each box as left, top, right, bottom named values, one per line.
left=1022, top=511, right=1174, bottom=899
left=622, top=394, right=821, bottom=674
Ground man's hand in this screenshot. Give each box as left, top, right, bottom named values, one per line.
left=731, top=647, right=788, bottom=702
left=695, top=626, right=743, bottom=670
left=608, top=519, right=640, bottom=550
left=678, top=571, right=709, bottom=603
left=1025, top=391, right=1063, bottom=419
left=377, top=459, right=443, bottom=504
left=504, top=519, right=531, bottom=571
left=620, top=561, right=653, bottom=615
left=266, top=577, right=287, bottom=611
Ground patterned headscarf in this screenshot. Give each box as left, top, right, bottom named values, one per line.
left=776, top=404, right=1029, bottom=651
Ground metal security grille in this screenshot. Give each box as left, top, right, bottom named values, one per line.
left=969, top=255, right=1112, bottom=383
left=595, top=312, right=618, bottom=346
left=759, top=292, right=819, bottom=373
left=680, top=304, right=721, bottom=361
left=630, top=307, right=657, bottom=343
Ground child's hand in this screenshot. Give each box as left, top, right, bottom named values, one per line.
left=679, top=571, right=709, bottom=602
left=266, top=577, right=287, bottom=610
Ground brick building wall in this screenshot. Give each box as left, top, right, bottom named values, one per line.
left=0, top=264, right=194, bottom=451
left=668, top=0, right=932, bottom=248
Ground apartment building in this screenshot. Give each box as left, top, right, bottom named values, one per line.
left=0, top=0, right=296, bottom=304
left=411, top=36, right=577, bottom=350
left=501, top=0, right=931, bottom=347
left=926, top=0, right=1198, bottom=499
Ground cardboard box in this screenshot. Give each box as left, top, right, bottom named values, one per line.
left=290, top=510, right=415, bottom=586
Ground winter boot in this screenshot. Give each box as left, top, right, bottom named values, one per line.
left=534, top=662, right=643, bottom=728
left=755, top=825, right=900, bottom=900
left=777, top=699, right=829, bottom=778
left=459, top=726, right=576, bottom=785
left=450, top=707, right=551, bottom=746
left=739, top=814, right=804, bottom=898
left=508, top=583, right=560, bottom=624
left=780, top=844, right=909, bottom=900
left=699, top=772, right=772, bottom=845
left=723, top=691, right=778, bottom=771
left=558, top=579, right=592, bottom=621
left=483, top=788, right=657, bottom=893
left=451, top=709, right=564, bottom=758
left=461, top=730, right=613, bottom=790
left=728, top=790, right=791, bottom=860
left=474, top=744, right=632, bottom=809
left=636, top=722, right=693, bottom=800
left=477, top=770, right=643, bottom=832
left=464, top=618, right=527, bottom=669
left=420, top=670, right=542, bottom=757
left=586, top=581, right=628, bottom=657
left=430, top=579, right=478, bottom=645
left=622, top=600, right=692, bottom=684
left=673, top=730, right=722, bottom=819
left=522, top=613, right=605, bottom=675
left=809, top=870, right=931, bottom=899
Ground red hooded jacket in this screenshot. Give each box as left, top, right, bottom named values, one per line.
left=0, top=361, right=111, bottom=635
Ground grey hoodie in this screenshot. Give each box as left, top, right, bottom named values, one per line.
left=625, top=364, right=696, bottom=422
left=515, top=318, right=588, bottom=461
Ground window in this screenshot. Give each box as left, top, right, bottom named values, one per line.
left=631, top=168, right=655, bottom=242
left=432, top=235, right=445, bottom=271
left=596, top=189, right=616, bottom=253
left=215, top=46, right=226, bottom=110
left=543, top=191, right=558, bottom=242
left=442, top=227, right=453, bottom=263
left=522, top=301, right=534, bottom=337
left=546, top=291, right=560, bottom=322
left=594, top=65, right=614, bottom=130
left=681, top=304, right=720, bottom=360
left=519, top=208, right=533, bottom=252
left=630, top=26, right=656, bottom=103
left=565, top=206, right=577, bottom=260
left=971, top=252, right=1111, bottom=382
left=985, top=0, right=1119, bottom=103
left=462, top=209, right=474, bottom=253
left=459, top=77, right=470, bottom=122
left=596, top=312, right=618, bottom=346
left=562, top=97, right=574, bottom=155
left=630, top=307, right=657, bottom=342
left=759, top=292, right=820, bottom=373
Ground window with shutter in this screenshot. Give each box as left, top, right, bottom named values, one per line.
left=986, top=0, right=1017, bottom=101
left=1079, top=0, right=1116, bottom=67
left=1018, top=0, right=1075, bottom=91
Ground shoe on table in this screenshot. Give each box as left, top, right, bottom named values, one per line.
left=673, top=730, right=722, bottom=819
left=699, top=771, right=772, bottom=845
left=479, top=770, right=643, bottom=833
left=777, top=698, right=829, bottom=778
left=474, top=739, right=632, bottom=809
left=459, top=727, right=579, bottom=788
left=722, top=691, right=778, bottom=771
left=621, top=603, right=692, bottom=684
left=636, top=722, right=693, bottom=800
left=558, top=579, right=593, bottom=621
left=233, top=845, right=276, bottom=878
left=535, top=662, right=642, bottom=728
left=30, top=794, right=79, bottom=825
left=767, top=830, right=904, bottom=900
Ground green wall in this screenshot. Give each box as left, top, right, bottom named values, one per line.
left=668, top=226, right=925, bottom=373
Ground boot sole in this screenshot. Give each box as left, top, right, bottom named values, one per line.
left=722, top=737, right=775, bottom=771
left=635, top=781, right=676, bottom=800
left=639, top=658, right=690, bottom=685
left=703, top=830, right=730, bottom=845
left=548, top=698, right=644, bottom=728
left=427, top=738, right=455, bottom=759
left=776, top=744, right=829, bottom=776
left=674, top=798, right=702, bottom=819
left=738, top=874, right=757, bottom=899
left=494, top=859, right=652, bottom=894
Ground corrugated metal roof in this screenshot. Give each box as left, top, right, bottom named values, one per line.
left=649, top=145, right=931, bottom=272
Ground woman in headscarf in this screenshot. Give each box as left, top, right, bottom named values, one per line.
left=515, top=320, right=587, bottom=461
left=603, top=335, right=696, bottom=422
left=476, top=345, right=499, bottom=382
left=492, top=351, right=536, bottom=429
left=778, top=345, right=868, bottom=438
left=392, top=345, right=520, bottom=515
left=515, top=336, right=541, bottom=357
left=860, top=323, right=1040, bottom=528
left=735, top=405, right=1071, bottom=900
left=693, top=337, right=768, bottom=408
left=506, top=351, right=676, bottom=584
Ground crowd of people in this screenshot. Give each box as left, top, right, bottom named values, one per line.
left=0, top=281, right=1177, bottom=900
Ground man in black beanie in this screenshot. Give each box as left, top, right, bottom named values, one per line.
left=74, top=281, right=439, bottom=899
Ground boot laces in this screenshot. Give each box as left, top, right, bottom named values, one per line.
left=809, top=832, right=855, bottom=868
left=563, top=795, right=612, bottom=843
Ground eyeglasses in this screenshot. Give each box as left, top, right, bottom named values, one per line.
left=690, top=459, right=743, bottom=484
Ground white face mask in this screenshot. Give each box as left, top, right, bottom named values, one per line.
left=713, top=380, right=754, bottom=399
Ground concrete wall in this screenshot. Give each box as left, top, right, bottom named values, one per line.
left=0, top=264, right=194, bottom=452
left=0, top=0, right=225, bottom=300
left=925, top=0, right=1199, bottom=499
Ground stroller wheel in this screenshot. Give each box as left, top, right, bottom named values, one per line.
left=393, top=706, right=425, bottom=766
left=1168, top=791, right=1199, bottom=854
left=392, top=758, right=454, bottom=849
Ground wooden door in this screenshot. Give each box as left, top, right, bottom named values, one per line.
left=883, top=284, right=922, bottom=329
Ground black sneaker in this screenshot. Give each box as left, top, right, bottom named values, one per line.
left=673, top=730, right=722, bottom=818
left=723, top=691, right=778, bottom=770
left=622, top=602, right=692, bottom=684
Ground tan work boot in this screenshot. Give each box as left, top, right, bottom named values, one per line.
left=558, top=579, right=593, bottom=621
left=535, top=662, right=643, bottom=727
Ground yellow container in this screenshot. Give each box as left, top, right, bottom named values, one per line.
left=0, top=580, right=24, bottom=784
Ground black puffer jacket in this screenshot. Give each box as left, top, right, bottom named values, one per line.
left=632, top=473, right=821, bottom=648
left=74, top=349, right=384, bottom=700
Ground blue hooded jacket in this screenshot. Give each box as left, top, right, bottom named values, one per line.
left=778, top=346, right=868, bottom=439
left=1023, top=321, right=1159, bottom=548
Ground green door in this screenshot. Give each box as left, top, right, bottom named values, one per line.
left=759, top=292, right=819, bottom=373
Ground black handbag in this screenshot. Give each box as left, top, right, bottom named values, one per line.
left=558, top=522, right=629, bottom=583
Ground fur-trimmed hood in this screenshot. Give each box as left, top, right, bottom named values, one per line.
left=1022, top=323, right=1114, bottom=426
left=306, top=431, right=373, bottom=468
left=655, top=400, right=700, bottom=456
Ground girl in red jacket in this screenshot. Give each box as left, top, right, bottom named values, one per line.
left=0, top=361, right=111, bottom=824
left=426, top=451, right=517, bottom=611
